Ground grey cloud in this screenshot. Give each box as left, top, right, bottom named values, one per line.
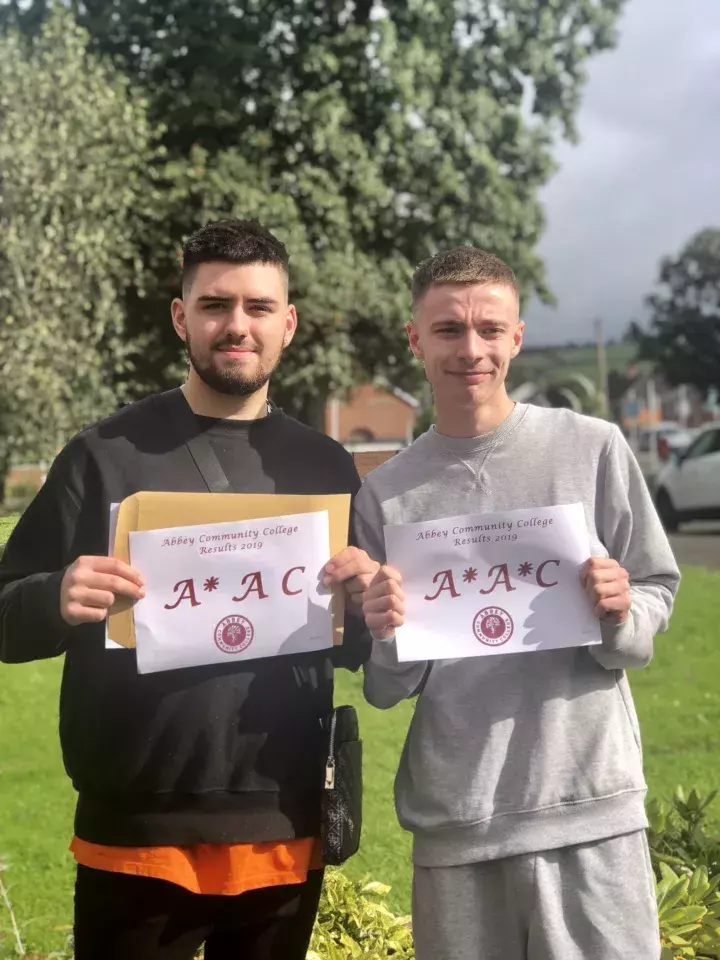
left=523, top=0, right=720, bottom=346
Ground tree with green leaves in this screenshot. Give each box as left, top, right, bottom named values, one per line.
left=631, top=228, right=720, bottom=396
left=1, top=0, right=627, bottom=424
left=0, top=8, right=160, bottom=496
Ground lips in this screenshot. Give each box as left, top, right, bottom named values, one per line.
left=216, top=345, right=256, bottom=356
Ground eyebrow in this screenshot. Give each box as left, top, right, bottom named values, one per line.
left=195, top=295, right=280, bottom=307
left=246, top=297, right=280, bottom=307
left=431, top=317, right=509, bottom=327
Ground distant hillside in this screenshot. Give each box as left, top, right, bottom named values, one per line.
left=507, top=341, right=638, bottom=391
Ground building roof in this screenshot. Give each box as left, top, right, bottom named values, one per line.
left=389, top=386, right=421, bottom=409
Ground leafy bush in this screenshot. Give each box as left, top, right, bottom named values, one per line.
left=308, top=872, right=414, bottom=959
left=649, top=789, right=720, bottom=959
left=649, top=788, right=720, bottom=877
left=656, top=861, right=720, bottom=959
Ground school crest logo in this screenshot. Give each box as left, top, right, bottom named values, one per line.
left=214, top=615, right=254, bottom=654
left=473, top=607, right=514, bottom=646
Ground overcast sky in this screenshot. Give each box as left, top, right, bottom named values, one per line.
left=523, top=0, right=720, bottom=346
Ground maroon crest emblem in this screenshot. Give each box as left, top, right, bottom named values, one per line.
left=473, top=607, right=514, bottom=647
left=214, top=615, right=254, bottom=655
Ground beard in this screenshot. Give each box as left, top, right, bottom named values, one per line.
left=186, top=333, right=283, bottom=398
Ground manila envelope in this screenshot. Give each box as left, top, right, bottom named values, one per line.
left=108, top=491, right=351, bottom=650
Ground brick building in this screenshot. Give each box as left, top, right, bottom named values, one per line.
left=325, top=383, right=419, bottom=449
left=325, top=382, right=420, bottom=479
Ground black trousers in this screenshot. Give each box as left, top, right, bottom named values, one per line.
left=73, top=865, right=324, bottom=960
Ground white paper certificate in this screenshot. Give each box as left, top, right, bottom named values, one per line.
left=384, top=502, right=601, bottom=662
left=128, top=510, right=333, bottom=674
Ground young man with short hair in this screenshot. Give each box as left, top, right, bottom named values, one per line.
left=356, top=246, right=678, bottom=959
left=0, top=218, right=376, bottom=960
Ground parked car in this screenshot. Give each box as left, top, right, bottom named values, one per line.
left=635, top=421, right=696, bottom=475
left=654, top=423, right=720, bottom=531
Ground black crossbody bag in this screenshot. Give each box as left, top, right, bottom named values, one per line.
left=321, top=704, right=363, bottom=865
left=160, top=391, right=363, bottom=866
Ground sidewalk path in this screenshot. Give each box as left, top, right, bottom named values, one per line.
left=670, top=523, right=720, bottom=570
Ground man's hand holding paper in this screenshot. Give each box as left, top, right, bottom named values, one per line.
left=580, top=556, right=631, bottom=624
left=61, top=556, right=145, bottom=626
left=362, top=565, right=405, bottom=641
left=323, top=546, right=380, bottom=609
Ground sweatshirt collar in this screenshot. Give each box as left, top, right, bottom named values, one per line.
left=426, top=402, right=528, bottom=455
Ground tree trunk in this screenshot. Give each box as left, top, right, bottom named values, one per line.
left=304, top=394, right=328, bottom=433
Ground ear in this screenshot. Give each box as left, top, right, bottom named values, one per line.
left=171, top=298, right=188, bottom=343
left=283, top=304, right=298, bottom=348
left=406, top=320, right=424, bottom=361
left=510, top=320, right=525, bottom=359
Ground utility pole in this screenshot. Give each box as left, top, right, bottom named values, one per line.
left=594, top=317, right=610, bottom=418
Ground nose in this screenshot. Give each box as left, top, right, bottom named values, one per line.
left=224, top=306, right=251, bottom=339
left=456, top=329, right=486, bottom=365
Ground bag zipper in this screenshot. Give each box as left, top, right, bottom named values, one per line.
left=325, top=710, right=337, bottom=790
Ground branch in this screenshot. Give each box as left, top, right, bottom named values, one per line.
left=0, top=865, right=26, bottom=958
left=353, top=0, right=374, bottom=26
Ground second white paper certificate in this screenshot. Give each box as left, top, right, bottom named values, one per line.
left=384, top=502, right=601, bottom=663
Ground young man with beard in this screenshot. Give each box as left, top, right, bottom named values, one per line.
left=0, top=219, right=377, bottom=960
left=355, top=246, right=679, bottom=960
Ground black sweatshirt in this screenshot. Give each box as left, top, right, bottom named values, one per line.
left=0, top=388, right=370, bottom=846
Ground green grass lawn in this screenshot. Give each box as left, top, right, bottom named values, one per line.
left=1, top=532, right=719, bottom=953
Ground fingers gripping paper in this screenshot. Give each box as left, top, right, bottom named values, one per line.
left=107, top=492, right=351, bottom=652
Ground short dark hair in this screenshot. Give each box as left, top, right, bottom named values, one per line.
left=181, top=219, right=289, bottom=292
left=411, top=245, right=518, bottom=308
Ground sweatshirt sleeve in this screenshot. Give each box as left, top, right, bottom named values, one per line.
left=590, top=426, right=681, bottom=671
left=0, top=445, right=83, bottom=663
left=353, top=481, right=429, bottom=709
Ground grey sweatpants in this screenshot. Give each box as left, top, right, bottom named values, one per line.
left=412, top=830, right=659, bottom=960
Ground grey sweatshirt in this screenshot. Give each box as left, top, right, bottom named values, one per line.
left=354, top=403, right=680, bottom=868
